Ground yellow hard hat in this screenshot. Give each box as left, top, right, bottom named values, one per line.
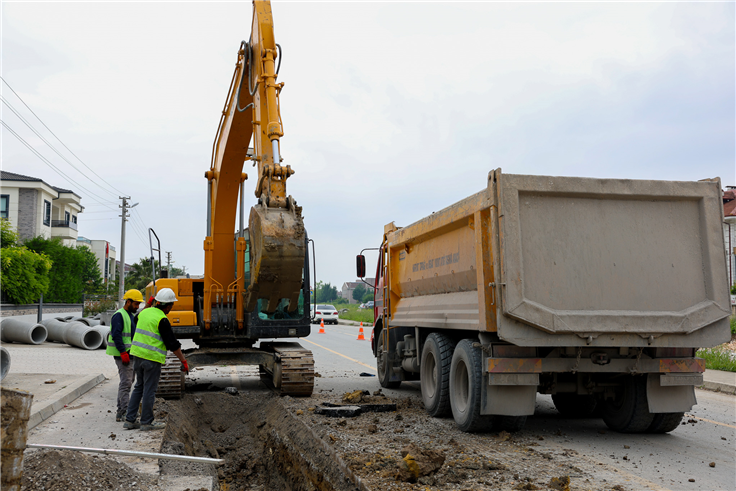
left=123, top=289, right=144, bottom=302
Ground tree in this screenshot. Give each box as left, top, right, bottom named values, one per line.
left=0, top=220, right=52, bottom=304
left=314, top=281, right=337, bottom=303
left=124, top=257, right=160, bottom=292
left=25, top=236, right=103, bottom=302
left=352, top=284, right=367, bottom=302
left=362, top=290, right=374, bottom=303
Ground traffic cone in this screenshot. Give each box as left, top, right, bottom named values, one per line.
left=357, top=322, right=365, bottom=340
left=319, top=320, right=325, bottom=334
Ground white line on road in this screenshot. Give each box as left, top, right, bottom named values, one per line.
left=300, top=338, right=376, bottom=371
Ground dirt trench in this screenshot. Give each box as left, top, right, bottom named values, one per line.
left=158, top=392, right=365, bottom=491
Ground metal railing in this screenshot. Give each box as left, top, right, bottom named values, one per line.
left=51, top=219, right=78, bottom=230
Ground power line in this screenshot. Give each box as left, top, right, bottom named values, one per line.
left=1, top=96, right=119, bottom=202
left=0, top=76, right=127, bottom=196
left=1, top=120, right=120, bottom=208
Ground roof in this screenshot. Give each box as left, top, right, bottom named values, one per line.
left=343, top=278, right=376, bottom=289
left=724, top=189, right=736, bottom=217
left=1, top=170, right=81, bottom=200
left=1, top=170, right=43, bottom=182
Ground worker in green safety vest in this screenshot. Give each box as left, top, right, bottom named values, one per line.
left=107, top=289, right=143, bottom=422
left=123, top=287, right=189, bottom=431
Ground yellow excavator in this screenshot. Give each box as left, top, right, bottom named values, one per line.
left=147, top=0, right=314, bottom=398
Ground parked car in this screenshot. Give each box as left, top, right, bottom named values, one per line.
left=311, top=304, right=339, bottom=325
left=365, top=301, right=374, bottom=309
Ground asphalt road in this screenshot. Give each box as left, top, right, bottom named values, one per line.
left=301, top=322, right=736, bottom=491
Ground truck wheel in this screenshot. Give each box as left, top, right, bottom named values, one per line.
left=646, top=412, right=685, bottom=433
left=420, top=333, right=456, bottom=417
left=601, top=375, right=654, bottom=433
left=552, top=394, right=597, bottom=418
left=449, top=339, right=494, bottom=432
left=376, top=328, right=400, bottom=389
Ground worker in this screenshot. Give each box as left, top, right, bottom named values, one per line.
left=123, top=288, right=189, bottom=431
left=106, top=289, right=143, bottom=422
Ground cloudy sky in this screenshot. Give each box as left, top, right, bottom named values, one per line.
left=2, top=0, right=734, bottom=289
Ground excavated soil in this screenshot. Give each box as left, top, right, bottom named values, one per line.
left=20, top=449, right=160, bottom=491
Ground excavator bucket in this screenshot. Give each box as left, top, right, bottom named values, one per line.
left=246, top=202, right=306, bottom=313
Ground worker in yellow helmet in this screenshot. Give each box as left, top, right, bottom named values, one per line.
left=124, top=288, right=188, bottom=431
left=106, top=289, right=143, bottom=421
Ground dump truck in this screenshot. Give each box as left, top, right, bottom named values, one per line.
left=357, top=169, right=732, bottom=433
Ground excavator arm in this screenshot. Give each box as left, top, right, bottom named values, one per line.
left=204, top=0, right=305, bottom=331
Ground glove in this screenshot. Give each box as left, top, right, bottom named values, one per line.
left=120, top=352, right=130, bottom=365
left=180, top=359, right=189, bottom=375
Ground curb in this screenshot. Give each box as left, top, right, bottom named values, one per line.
left=28, top=373, right=106, bottom=429
left=700, top=380, right=736, bottom=395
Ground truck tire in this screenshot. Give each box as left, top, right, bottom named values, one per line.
left=496, top=416, right=527, bottom=433
left=646, top=412, right=684, bottom=434
left=552, top=394, right=597, bottom=418
left=420, top=333, right=456, bottom=417
left=601, top=375, right=654, bottom=433
left=376, top=328, right=400, bottom=389
left=449, top=339, right=494, bottom=432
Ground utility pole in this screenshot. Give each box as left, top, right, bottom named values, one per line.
left=118, top=197, right=139, bottom=305
left=166, top=251, right=172, bottom=275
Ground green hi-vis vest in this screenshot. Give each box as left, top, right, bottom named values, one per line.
left=106, top=308, right=132, bottom=357
left=130, top=307, right=168, bottom=364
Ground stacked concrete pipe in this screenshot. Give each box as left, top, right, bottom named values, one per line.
left=41, top=318, right=69, bottom=343
left=84, top=317, right=102, bottom=327
left=93, top=326, right=111, bottom=350
left=0, top=319, right=48, bottom=345
left=62, top=321, right=103, bottom=350
left=69, top=316, right=90, bottom=326
left=0, top=347, right=9, bottom=381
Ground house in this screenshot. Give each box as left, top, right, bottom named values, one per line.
left=77, top=237, right=117, bottom=284
left=341, top=278, right=375, bottom=304
left=0, top=170, right=83, bottom=247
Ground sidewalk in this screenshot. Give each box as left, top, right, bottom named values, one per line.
left=702, top=369, right=736, bottom=395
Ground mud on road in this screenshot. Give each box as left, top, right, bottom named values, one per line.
left=21, top=388, right=642, bottom=491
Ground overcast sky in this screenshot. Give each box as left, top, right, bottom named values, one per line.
left=2, top=0, right=734, bottom=289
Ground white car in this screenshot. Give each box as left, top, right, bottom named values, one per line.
left=312, top=304, right=339, bottom=325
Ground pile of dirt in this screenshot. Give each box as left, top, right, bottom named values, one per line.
left=21, top=449, right=159, bottom=491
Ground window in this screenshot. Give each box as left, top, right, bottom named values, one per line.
left=43, top=200, right=51, bottom=226
left=0, top=195, right=8, bottom=219
left=72, top=215, right=77, bottom=224
left=64, top=211, right=70, bottom=224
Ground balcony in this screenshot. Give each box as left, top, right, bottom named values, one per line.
left=50, top=219, right=78, bottom=240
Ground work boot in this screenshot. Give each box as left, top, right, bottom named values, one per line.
left=140, top=421, right=166, bottom=431
left=116, top=409, right=126, bottom=422
left=123, top=420, right=140, bottom=430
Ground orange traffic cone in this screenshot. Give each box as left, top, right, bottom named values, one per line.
left=357, top=322, right=365, bottom=340
left=319, top=320, right=325, bottom=334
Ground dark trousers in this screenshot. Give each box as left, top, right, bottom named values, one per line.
left=125, top=357, right=161, bottom=425
left=114, top=355, right=136, bottom=413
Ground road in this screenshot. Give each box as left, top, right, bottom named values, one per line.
left=302, top=321, right=736, bottom=491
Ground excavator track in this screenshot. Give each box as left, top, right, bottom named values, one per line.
left=259, top=342, right=314, bottom=397
left=156, top=353, right=185, bottom=400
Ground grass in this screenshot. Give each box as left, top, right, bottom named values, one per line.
left=731, top=315, right=736, bottom=335
left=697, top=347, right=736, bottom=372
left=336, top=303, right=375, bottom=324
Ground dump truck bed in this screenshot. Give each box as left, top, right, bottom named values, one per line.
left=386, top=169, right=731, bottom=348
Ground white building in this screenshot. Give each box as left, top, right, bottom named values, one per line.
left=76, top=237, right=117, bottom=285
left=0, top=171, right=83, bottom=247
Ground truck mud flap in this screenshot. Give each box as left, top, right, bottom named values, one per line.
left=481, top=383, right=536, bottom=416
left=646, top=373, right=696, bottom=413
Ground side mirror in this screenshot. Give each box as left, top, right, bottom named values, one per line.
left=356, top=255, right=366, bottom=278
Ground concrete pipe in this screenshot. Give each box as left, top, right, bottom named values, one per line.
left=41, top=318, right=69, bottom=343
left=1, top=347, right=10, bottom=381
left=0, top=319, right=47, bottom=345
left=62, top=315, right=75, bottom=321
left=93, top=326, right=110, bottom=349
left=84, top=318, right=102, bottom=327
left=62, top=321, right=103, bottom=350
left=69, top=316, right=91, bottom=326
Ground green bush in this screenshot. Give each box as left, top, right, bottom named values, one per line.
left=0, top=245, right=52, bottom=304
left=697, top=347, right=736, bottom=372
left=84, top=298, right=117, bottom=317
left=24, top=237, right=103, bottom=302
left=731, top=316, right=736, bottom=335
left=731, top=284, right=736, bottom=295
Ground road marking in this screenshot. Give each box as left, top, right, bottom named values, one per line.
left=300, top=338, right=376, bottom=371
left=685, top=414, right=736, bottom=429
